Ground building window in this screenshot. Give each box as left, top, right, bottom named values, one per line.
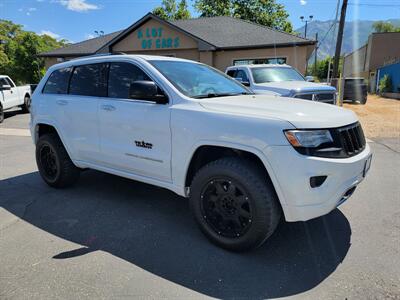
left=233, top=57, right=287, bottom=65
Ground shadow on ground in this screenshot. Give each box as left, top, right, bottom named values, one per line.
left=0, top=170, right=351, bottom=299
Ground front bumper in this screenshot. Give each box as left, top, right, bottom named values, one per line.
left=264, top=143, right=371, bottom=222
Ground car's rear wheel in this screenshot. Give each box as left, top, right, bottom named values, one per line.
left=0, top=105, right=4, bottom=123
left=21, top=95, right=31, bottom=113
left=36, top=133, right=80, bottom=188
left=190, top=157, right=281, bottom=251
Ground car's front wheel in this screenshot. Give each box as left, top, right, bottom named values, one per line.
left=190, top=157, right=281, bottom=251
left=36, top=133, right=80, bottom=188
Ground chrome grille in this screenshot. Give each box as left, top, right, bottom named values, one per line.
left=294, top=92, right=336, bottom=104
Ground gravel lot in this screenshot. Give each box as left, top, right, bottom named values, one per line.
left=344, top=95, right=400, bottom=139
left=0, top=108, right=399, bottom=299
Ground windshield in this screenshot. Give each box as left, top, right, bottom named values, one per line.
left=251, top=67, right=305, bottom=84
left=149, top=60, right=251, bottom=98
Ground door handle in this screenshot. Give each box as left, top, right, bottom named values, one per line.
left=56, top=99, right=68, bottom=106
left=101, top=104, right=116, bottom=111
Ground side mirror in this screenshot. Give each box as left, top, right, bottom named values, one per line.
left=129, top=81, right=168, bottom=104
left=305, top=76, right=315, bottom=82
left=234, top=77, right=250, bottom=86
left=0, top=84, right=11, bottom=91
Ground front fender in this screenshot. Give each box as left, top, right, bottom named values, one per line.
left=179, top=140, right=287, bottom=208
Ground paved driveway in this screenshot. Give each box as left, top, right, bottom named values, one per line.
left=0, top=111, right=399, bottom=299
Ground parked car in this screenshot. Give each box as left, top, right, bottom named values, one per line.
left=343, top=77, right=368, bottom=104
left=30, top=55, right=372, bottom=251
left=0, top=75, right=32, bottom=123
left=226, top=64, right=337, bottom=104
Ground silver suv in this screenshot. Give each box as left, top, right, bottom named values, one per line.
left=226, top=64, right=337, bottom=104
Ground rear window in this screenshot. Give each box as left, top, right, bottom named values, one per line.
left=43, top=68, right=72, bottom=94
left=69, top=63, right=107, bottom=97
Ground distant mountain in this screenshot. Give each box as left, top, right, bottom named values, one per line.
left=296, top=19, right=400, bottom=59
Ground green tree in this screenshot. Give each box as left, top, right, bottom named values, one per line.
left=195, top=0, right=293, bottom=33
left=373, top=21, right=400, bottom=33
left=0, top=19, right=67, bottom=84
left=308, top=56, right=331, bottom=80
left=194, top=0, right=231, bottom=17
left=153, top=0, right=191, bottom=21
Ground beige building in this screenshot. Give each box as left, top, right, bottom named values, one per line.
left=343, top=32, right=400, bottom=92
left=40, top=13, right=316, bottom=74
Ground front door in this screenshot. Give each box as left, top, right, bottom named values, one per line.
left=0, top=78, right=19, bottom=109
left=98, top=62, right=172, bottom=182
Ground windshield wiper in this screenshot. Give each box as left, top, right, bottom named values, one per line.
left=193, top=92, right=252, bottom=99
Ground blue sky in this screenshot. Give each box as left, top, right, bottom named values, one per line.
left=1, top=0, right=399, bottom=43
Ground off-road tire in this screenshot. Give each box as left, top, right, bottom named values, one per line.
left=21, top=95, right=31, bottom=113
left=36, top=133, right=80, bottom=188
left=189, top=157, right=281, bottom=252
left=0, top=104, right=4, bottom=123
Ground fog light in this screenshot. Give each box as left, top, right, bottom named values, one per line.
left=310, top=176, right=327, bottom=188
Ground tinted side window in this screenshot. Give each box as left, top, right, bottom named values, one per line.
left=236, top=70, right=248, bottom=81
left=0, top=78, right=8, bottom=86
left=69, top=64, right=107, bottom=97
left=43, top=68, right=71, bottom=94
left=108, top=62, right=150, bottom=99
left=226, top=70, right=236, bottom=77
left=5, top=78, right=15, bottom=87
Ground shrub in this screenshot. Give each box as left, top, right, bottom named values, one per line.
left=379, top=74, right=392, bottom=93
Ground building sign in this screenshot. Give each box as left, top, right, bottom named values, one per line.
left=137, top=27, right=180, bottom=50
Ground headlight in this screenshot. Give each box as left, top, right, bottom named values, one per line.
left=284, top=130, right=333, bottom=148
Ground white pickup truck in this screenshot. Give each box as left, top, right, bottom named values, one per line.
left=226, top=64, right=337, bottom=104
left=30, top=55, right=372, bottom=251
left=0, top=75, right=32, bottom=123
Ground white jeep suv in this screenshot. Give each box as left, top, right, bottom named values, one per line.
left=30, top=55, right=372, bottom=251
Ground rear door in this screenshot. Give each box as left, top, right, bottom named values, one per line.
left=50, top=63, right=106, bottom=162
left=98, top=61, right=172, bottom=182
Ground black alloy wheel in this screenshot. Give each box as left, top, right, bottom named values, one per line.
left=190, top=157, right=282, bottom=251
left=38, top=143, right=59, bottom=182
left=200, top=178, right=252, bottom=238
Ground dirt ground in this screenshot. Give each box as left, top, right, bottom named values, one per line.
left=343, top=95, right=400, bottom=138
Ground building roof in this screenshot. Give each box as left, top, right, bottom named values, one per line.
left=40, top=30, right=123, bottom=57
left=40, top=13, right=315, bottom=57
left=170, top=16, right=312, bottom=49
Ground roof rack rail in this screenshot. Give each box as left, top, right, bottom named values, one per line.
left=71, top=52, right=129, bottom=60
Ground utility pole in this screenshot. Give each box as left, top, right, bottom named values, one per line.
left=314, top=32, right=318, bottom=76
left=300, top=15, right=313, bottom=39
left=332, top=0, right=348, bottom=79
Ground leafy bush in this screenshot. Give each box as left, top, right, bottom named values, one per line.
left=379, top=74, right=392, bottom=93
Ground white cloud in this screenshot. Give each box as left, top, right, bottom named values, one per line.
left=40, top=30, right=61, bottom=39
left=300, top=0, right=307, bottom=5
left=58, top=0, right=99, bottom=12
left=85, top=33, right=96, bottom=39
left=28, top=7, right=37, bottom=11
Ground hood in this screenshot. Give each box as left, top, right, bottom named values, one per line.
left=198, top=94, right=358, bottom=129
left=255, top=81, right=336, bottom=95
